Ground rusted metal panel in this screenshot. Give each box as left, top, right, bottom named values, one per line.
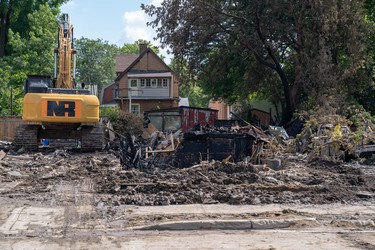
left=180, top=106, right=218, bottom=132
left=0, top=116, right=22, bottom=141
left=145, top=106, right=218, bottom=132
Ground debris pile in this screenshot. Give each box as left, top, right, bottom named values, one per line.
left=108, top=121, right=282, bottom=170
left=106, top=110, right=375, bottom=171
left=0, top=109, right=374, bottom=207
left=295, top=113, right=375, bottom=163
left=0, top=149, right=373, bottom=206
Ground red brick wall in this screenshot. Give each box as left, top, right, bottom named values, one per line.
left=102, top=83, right=115, bottom=104
left=118, top=99, right=178, bottom=115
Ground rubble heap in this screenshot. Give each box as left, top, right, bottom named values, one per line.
left=0, top=150, right=373, bottom=206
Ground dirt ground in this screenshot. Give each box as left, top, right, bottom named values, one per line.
left=0, top=148, right=374, bottom=249
left=1, top=149, right=374, bottom=207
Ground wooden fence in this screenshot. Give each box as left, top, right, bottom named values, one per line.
left=0, top=116, right=22, bottom=142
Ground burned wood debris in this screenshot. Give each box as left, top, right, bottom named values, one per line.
left=106, top=120, right=287, bottom=170
left=106, top=111, right=375, bottom=170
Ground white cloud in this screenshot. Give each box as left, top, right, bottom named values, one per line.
left=123, top=10, right=152, bottom=42
left=122, top=1, right=171, bottom=63
left=150, top=0, right=163, bottom=6
left=61, top=0, right=77, bottom=9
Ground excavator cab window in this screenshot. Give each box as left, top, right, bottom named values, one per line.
left=24, top=75, right=52, bottom=94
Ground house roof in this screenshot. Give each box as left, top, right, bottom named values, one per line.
left=115, top=54, right=139, bottom=73
left=128, top=72, right=172, bottom=78
left=115, top=48, right=178, bottom=82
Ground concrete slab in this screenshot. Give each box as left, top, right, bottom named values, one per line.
left=0, top=206, right=64, bottom=235
left=129, top=203, right=375, bottom=217
left=0, top=230, right=371, bottom=250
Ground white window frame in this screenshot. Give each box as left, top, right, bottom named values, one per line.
left=140, top=79, right=145, bottom=88
left=130, top=79, right=138, bottom=88
left=162, top=79, right=169, bottom=88
left=151, top=79, right=157, bottom=88
left=146, top=79, right=151, bottom=88
left=157, top=79, right=162, bottom=88
left=131, top=104, right=140, bottom=115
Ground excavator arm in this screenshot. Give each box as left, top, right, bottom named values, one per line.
left=54, top=13, right=77, bottom=89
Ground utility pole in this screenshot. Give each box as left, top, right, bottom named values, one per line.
left=119, top=87, right=143, bottom=113
left=10, top=87, right=13, bottom=116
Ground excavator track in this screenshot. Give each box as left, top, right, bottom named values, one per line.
left=81, top=124, right=104, bottom=152
left=14, top=124, right=39, bottom=150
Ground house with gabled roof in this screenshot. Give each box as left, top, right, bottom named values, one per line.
left=114, top=44, right=180, bottom=115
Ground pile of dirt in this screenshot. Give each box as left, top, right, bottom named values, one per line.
left=0, top=150, right=373, bottom=207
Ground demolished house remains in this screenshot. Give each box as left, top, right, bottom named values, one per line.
left=106, top=107, right=375, bottom=171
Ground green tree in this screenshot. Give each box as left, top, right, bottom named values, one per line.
left=0, top=0, right=66, bottom=57
left=1, top=3, right=58, bottom=115
left=8, top=3, right=57, bottom=75
left=143, top=0, right=371, bottom=124
left=119, top=39, right=164, bottom=60
left=75, top=38, right=119, bottom=89
left=170, top=58, right=210, bottom=108
left=75, top=39, right=166, bottom=90
left=348, top=0, right=375, bottom=115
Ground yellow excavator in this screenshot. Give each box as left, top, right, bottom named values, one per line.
left=14, top=13, right=103, bottom=151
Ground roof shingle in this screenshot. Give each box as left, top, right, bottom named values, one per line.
left=115, top=54, right=139, bottom=73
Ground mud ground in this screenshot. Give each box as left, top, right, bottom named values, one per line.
left=1, top=150, right=374, bottom=207
left=0, top=149, right=374, bottom=249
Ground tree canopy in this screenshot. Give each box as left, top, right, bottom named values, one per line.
left=0, top=2, right=58, bottom=115
left=75, top=39, right=166, bottom=89
left=75, top=38, right=118, bottom=89
left=119, top=39, right=163, bottom=59
left=0, top=0, right=166, bottom=116
left=143, top=0, right=373, bottom=124
left=0, top=0, right=67, bottom=57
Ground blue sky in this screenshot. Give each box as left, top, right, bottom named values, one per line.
left=60, top=0, right=170, bottom=61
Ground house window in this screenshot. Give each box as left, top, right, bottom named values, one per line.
left=113, top=88, right=119, bottom=98
left=163, top=79, right=169, bottom=87
left=131, top=104, right=140, bottom=115
left=130, top=79, right=138, bottom=88
left=157, top=79, right=162, bottom=87
left=140, top=79, right=145, bottom=88
left=151, top=79, right=157, bottom=88
left=146, top=79, right=151, bottom=87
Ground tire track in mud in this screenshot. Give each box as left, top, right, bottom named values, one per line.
left=52, top=178, right=98, bottom=234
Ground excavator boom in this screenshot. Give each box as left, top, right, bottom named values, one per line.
left=54, top=13, right=76, bottom=89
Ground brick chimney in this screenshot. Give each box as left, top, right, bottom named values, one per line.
left=139, top=43, right=148, bottom=54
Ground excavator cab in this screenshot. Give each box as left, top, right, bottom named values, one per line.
left=24, top=75, right=52, bottom=94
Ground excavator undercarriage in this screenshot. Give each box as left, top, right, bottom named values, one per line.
left=14, top=123, right=103, bottom=151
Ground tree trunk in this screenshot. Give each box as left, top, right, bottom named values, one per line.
left=275, top=64, right=294, bottom=125
left=0, top=5, right=6, bottom=57
left=0, top=0, right=12, bottom=58
left=253, top=8, right=294, bottom=125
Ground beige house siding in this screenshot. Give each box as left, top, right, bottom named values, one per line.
left=118, top=75, right=129, bottom=97
left=209, top=100, right=231, bottom=119
left=115, top=44, right=180, bottom=114
left=172, top=75, right=179, bottom=98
